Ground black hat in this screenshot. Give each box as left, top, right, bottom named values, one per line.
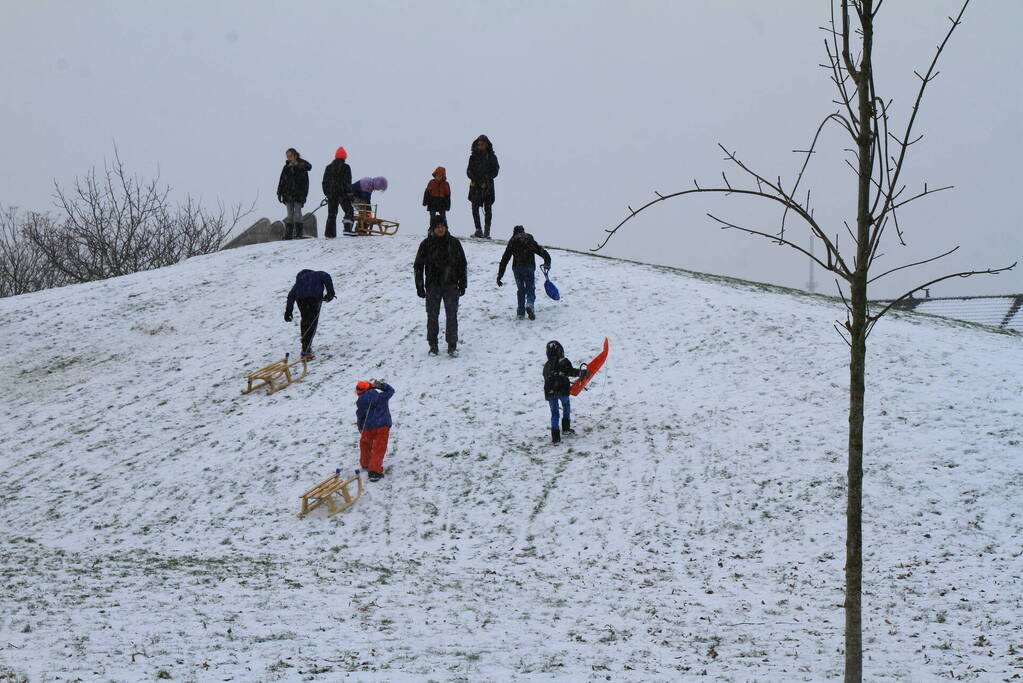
left=512, top=225, right=525, bottom=234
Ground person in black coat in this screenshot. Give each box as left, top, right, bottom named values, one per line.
left=543, top=340, right=587, bottom=444
left=414, top=215, right=468, bottom=356
left=277, top=148, right=312, bottom=240
left=466, top=134, right=499, bottom=238
left=496, top=225, right=552, bottom=320
left=285, top=269, right=336, bottom=359
left=321, top=146, right=355, bottom=237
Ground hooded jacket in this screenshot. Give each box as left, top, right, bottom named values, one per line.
left=285, top=270, right=335, bottom=317
left=543, top=343, right=582, bottom=398
left=423, top=167, right=451, bottom=212
left=414, top=231, right=468, bottom=293
left=322, top=158, right=353, bottom=200
left=277, top=159, right=312, bottom=203
left=466, top=135, right=499, bottom=204
left=497, top=229, right=552, bottom=279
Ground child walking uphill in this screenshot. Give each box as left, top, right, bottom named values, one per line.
left=543, top=340, right=587, bottom=444
left=356, top=380, right=395, bottom=481
left=422, top=166, right=450, bottom=226
left=285, top=269, right=335, bottom=359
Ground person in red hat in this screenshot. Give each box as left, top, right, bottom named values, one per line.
left=321, top=146, right=355, bottom=237
left=355, top=380, right=395, bottom=481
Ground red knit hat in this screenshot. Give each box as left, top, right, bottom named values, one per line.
left=355, top=380, right=372, bottom=395
left=335, top=146, right=348, bottom=160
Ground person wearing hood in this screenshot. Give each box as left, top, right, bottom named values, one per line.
left=414, top=215, right=468, bottom=357
left=542, top=340, right=587, bottom=444
left=351, top=176, right=388, bottom=208
left=284, top=269, right=336, bottom=359
left=321, top=146, right=355, bottom=237
left=276, top=148, right=312, bottom=240
left=497, top=225, right=552, bottom=320
left=422, top=166, right=451, bottom=226
left=466, top=134, right=499, bottom=238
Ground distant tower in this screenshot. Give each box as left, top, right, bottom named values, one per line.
left=805, top=239, right=818, bottom=293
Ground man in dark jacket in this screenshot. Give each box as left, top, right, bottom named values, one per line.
left=277, top=148, right=312, bottom=240
left=355, top=380, right=395, bottom=481
left=497, top=225, right=552, bottom=320
left=542, top=340, right=586, bottom=444
left=321, top=146, right=354, bottom=237
left=414, top=216, right=468, bottom=356
left=285, top=269, right=336, bottom=359
left=466, top=134, right=499, bottom=238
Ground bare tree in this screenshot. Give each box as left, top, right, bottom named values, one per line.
left=594, top=1, right=1013, bottom=679
left=0, top=206, right=65, bottom=297
left=23, top=148, right=252, bottom=285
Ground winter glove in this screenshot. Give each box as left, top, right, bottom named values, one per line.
left=416, top=286, right=426, bottom=299
left=284, top=313, right=293, bottom=322
left=496, top=277, right=503, bottom=287
left=458, top=286, right=466, bottom=297
left=277, top=194, right=284, bottom=203
left=580, top=369, right=589, bottom=379
left=323, top=293, right=335, bottom=302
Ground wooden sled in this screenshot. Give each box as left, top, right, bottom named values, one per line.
left=354, top=203, right=400, bottom=236
left=299, top=469, right=364, bottom=517
left=241, top=353, right=308, bottom=396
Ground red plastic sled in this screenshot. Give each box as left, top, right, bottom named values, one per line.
left=570, top=338, right=609, bottom=396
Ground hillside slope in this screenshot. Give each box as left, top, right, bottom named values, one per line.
left=1, top=234, right=1021, bottom=681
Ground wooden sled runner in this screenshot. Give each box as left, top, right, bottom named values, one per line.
left=299, top=469, right=364, bottom=517
left=354, top=203, right=399, bottom=236
left=241, top=353, right=308, bottom=396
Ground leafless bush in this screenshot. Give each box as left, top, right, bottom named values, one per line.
left=22, top=148, right=252, bottom=286
left=0, top=205, right=65, bottom=297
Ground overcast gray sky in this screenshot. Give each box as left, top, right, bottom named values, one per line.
left=2, top=1, right=1020, bottom=297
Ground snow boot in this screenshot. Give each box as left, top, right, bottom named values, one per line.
left=526, top=306, right=535, bottom=320
left=447, top=345, right=458, bottom=358
left=517, top=313, right=525, bottom=320
left=368, top=471, right=384, bottom=482
left=283, top=222, right=294, bottom=240
left=561, top=418, right=574, bottom=434
left=428, top=344, right=439, bottom=356
left=343, top=220, right=356, bottom=236
left=473, top=230, right=483, bottom=238
left=551, top=428, right=561, bottom=444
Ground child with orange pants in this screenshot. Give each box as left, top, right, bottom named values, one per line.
left=355, top=380, right=394, bottom=481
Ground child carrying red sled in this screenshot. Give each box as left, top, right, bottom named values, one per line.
left=542, top=341, right=587, bottom=444
left=356, top=380, right=395, bottom=481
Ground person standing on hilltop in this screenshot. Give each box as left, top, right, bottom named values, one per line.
left=466, top=134, right=499, bottom=238
left=276, top=148, right=312, bottom=240
left=497, top=225, right=552, bottom=320
left=414, top=216, right=467, bottom=357
left=322, top=146, right=354, bottom=237
left=422, top=166, right=451, bottom=228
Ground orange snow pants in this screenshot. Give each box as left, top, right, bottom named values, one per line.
left=359, top=426, right=390, bottom=474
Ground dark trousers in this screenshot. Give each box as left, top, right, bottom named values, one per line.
left=325, top=197, right=354, bottom=237
left=425, top=284, right=460, bottom=348
left=297, top=298, right=321, bottom=353
left=512, top=265, right=536, bottom=315
left=471, top=201, right=492, bottom=235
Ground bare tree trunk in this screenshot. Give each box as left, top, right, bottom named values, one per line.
left=843, top=2, right=874, bottom=679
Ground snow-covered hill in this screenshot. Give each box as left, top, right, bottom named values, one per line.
left=1, top=234, right=1020, bottom=681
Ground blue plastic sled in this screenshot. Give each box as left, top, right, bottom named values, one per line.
left=541, top=266, right=560, bottom=300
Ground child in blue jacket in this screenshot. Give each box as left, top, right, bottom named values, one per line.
left=356, top=380, right=395, bottom=481
left=284, top=269, right=335, bottom=359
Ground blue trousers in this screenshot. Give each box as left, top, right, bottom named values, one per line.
left=547, top=395, right=570, bottom=430
left=513, top=265, right=536, bottom=315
